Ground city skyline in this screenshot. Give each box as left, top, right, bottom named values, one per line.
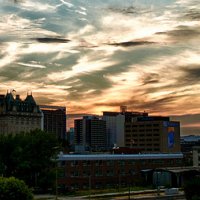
left=0, top=0, right=200, bottom=135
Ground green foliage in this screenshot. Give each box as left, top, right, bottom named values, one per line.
left=0, top=177, right=33, bottom=200
left=184, top=176, right=200, bottom=200
left=0, top=129, right=60, bottom=191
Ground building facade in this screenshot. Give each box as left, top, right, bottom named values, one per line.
left=125, top=116, right=181, bottom=153
left=74, top=116, right=106, bottom=151
left=103, top=110, right=148, bottom=148
left=0, top=91, right=42, bottom=134
left=39, top=105, right=66, bottom=139
left=193, top=146, right=200, bottom=166
left=57, top=153, right=183, bottom=191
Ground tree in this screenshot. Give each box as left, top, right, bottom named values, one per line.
left=184, top=176, right=200, bottom=200
left=0, top=177, right=33, bottom=200
left=0, top=130, right=61, bottom=191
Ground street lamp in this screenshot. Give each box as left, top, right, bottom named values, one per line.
left=52, top=147, right=61, bottom=200
left=55, top=166, right=58, bottom=200
left=156, top=171, right=161, bottom=196
left=89, top=174, right=91, bottom=200
left=118, top=170, right=121, bottom=192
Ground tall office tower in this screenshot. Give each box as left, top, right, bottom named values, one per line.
left=125, top=116, right=181, bottom=153
left=39, top=105, right=66, bottom=139
left=0, top=91, right=42, bottom=134
left=74, top=116, right=106, bottom=151
left=103, top=109, right=148, bottom=148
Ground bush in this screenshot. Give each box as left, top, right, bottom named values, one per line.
left=184, top=176, right=200, bottom=200
left=0, top=177, right=33, bottom=200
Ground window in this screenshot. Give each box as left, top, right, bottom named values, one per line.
left=153, top=124, right=159, bottom=127
left=60, top=161, right=65, bottom=166
left=83, top=171, right=90, bottom=177
left=71, top=160, right=78, bottom=166
left=107, top=170, right=114, bottom=176
left=95, top=169, right=103, bottom=176
left=95, top=160, right=103, bottom=166
left=71, top=171, right=79, bottom=177
left=146, top=124, right=152, bottom=127
left=107, top=160, right=114, bottom=166
left=119, top=160, right=125, bottom=166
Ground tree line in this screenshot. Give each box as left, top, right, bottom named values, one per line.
left=0, top=129, right=61, bottom=192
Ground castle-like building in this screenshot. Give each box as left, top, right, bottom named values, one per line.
left=0, top=91, right=42, bottom=134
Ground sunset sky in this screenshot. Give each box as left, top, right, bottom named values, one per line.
left=0, top=0, right=200, bottom=134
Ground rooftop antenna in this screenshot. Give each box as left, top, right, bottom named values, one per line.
left=27, top=90, right=32, bottom=96
left=120, top=105, right=127, bottom=113
left=11, top=89, right=16, bottom=97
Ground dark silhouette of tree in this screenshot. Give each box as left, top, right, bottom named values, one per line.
left=184, top=176, right=200, bottom=200
left=0, top=130, right=60, bottom=192
left=0, top=177, right=33, bottom=200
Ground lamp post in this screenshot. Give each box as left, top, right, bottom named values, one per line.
left=118, top=170, right=121, bottom=192
left=156, top=171, right=161, bottom=196
left=55, top=166, right=58, bottom=200
left=53, top=147, right=60, bottom=200
left=89, top=174, right=91, bottom=200
left=128, top=181, right=131, bottom=200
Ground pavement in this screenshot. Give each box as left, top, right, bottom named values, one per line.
left=34, top=189, right=186, bottom=200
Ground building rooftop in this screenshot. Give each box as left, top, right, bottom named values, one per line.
left=57, top=153, right=183, bottom=161
left=156, top=166, right=200, bottom=173
left=0, top=91, right=40, bottom=113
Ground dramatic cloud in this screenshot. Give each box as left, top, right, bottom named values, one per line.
left=108, top=41, right=155, bottom=47
left=0, top=0, right=200, bottom=134
left=33, top=37, right=70, bottom=43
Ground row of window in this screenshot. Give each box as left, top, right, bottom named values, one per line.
left=60, top=159, right=181, bottom=167
left=70, top=160, right=126, bottom=166
left=125, top=129, right=160, bottom=132
left=126, top=124, right=160, bottom=128
left=67, top=181, right=129, bottom=190
left=126, top=133, right=160, bottom=137
left=125, top=138, right=160, bottom=142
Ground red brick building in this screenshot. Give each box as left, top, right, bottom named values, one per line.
left=57, top=153, right=183, bottom=191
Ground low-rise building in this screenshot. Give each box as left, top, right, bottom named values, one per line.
left=57, top=153, right=183, bottom=191
left=193, top=146, right=200, bottom=166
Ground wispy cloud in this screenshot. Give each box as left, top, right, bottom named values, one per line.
left=17, top=62, right=46, bottom=69
left=0, top=0, right=200, bottom=134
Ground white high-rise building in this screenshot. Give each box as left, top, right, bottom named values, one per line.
left=103, top=112, right=125, bottom=147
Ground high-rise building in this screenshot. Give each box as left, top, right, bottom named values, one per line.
left=125, top=116, right=181, bottom=153
left=74, top=116, right=106, bottom=151
left=103, top=110, right=148, bottom=148
left=39, top=105, right=66, bottom=139
left=0, top=91, right=42, bottom=134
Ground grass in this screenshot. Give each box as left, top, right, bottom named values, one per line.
left=66, top=185, right=154, bottom=197
left=34, top=185, right=154, bottom=199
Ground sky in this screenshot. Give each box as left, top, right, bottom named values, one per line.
left=0, top=0, right=200, bottom=134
